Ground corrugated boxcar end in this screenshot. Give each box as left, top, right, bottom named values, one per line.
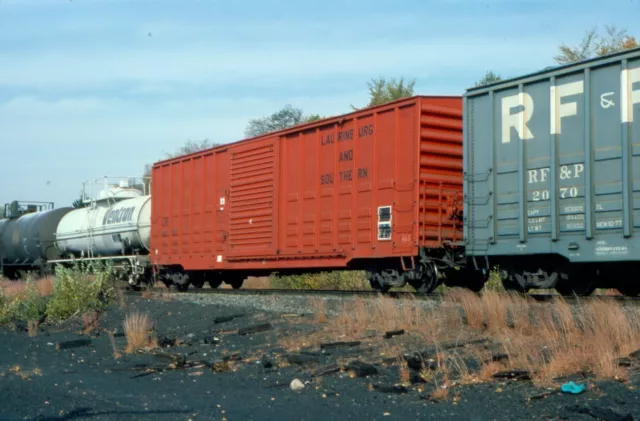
left=417, top=97, right=465, bottom=248
left=463, top=47, right=640, bottom=295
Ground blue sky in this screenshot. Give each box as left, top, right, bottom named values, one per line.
left=1, top=0, right=638, bottom=208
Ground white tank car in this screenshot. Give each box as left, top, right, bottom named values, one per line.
left=55, top=180, right=152, bottom=258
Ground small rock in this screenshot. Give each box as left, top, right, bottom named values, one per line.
left=286, top=354, right=319, bottom=366
left=290, top=379, right=305, bottom=391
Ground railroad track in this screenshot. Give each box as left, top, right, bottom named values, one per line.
left=124, top=286, right=640, bottom=303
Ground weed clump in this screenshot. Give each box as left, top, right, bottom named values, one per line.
left=0, top=261, right=117, bottom=331
left=270, top=270, right=369, bottom=290
left=46, top=263, right=115, bottom=323
left=123, top=310, right=157, bottom=353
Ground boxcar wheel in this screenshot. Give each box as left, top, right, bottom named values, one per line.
left=208, top=279, right=223, bottom=289
left=409, top=262, right=439, bottom=293
left=616, top=283, right=640, bottom=297
left=554, top=265, right=596, bottom=297
left=369, top=278, right=391, bottom=293
left=228, top=279, right=244, bottom=289
left=176, top=283, right=189, bottom=292
left=500, top=269, right=530, bottom=293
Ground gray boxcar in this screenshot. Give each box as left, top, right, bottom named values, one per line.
left=463, top=47, right=640, bottom=296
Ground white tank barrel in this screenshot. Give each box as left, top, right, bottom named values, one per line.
left=55, top=195, right=151, bottom=257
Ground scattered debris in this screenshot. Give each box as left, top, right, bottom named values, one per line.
left=55, top=339, right=92, bottom=350
left=214, top=314, right=245, bottom=324
left=320, top=341, right=361, bottom=350
left=154, top=352, right=186, bottom=368
left=561, top=381, right=586, bottom=395
left=617, top=357, right=633, bottom=367
left=285, top=353, right=319, bottom=367
left=491, top=353, right=509, bottom=363
left=492, top=370, right=531, bottom=381
left=345, top=361, right=378, bottom=378
left=526, top=389, right=561, bottom=402
left=384, top=329, right=405, bottom=339
left=373, top=384, right=408, bottom=394
left=237, top=323, right=272, bottom=336
left=403, top=352, right=436, bottom=371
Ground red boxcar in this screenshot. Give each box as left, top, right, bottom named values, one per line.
left=150, top=95, right=479, bottom=292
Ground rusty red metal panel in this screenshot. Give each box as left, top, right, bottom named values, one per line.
left=227, top=140, right=278, bottom=258
left=150, top=95, right=464, bottom=271
left=417, top=98, right=464, bottom=248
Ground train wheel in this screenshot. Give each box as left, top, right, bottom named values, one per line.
left=616, top=283, right=640, bottom=297
left=172, top=273, right=190, bottom=292
left=499, top=269, right=530, bottom=293
left=369, top=278, right=391, bottom=293
left=554, top=265, right=596, bottom=297
left=175, top=283, right=189, bottom=292
left=208, top=279, right=222, bottom=289
left=409, top=262, right=439, bottom=293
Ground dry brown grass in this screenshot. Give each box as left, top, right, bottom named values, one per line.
left=442, top=290, right=640, bottom=386
left=0, top=276, right=56, bottom=299
left=123, top=311, right=157, bottom=353
left=285, top=288, right=640, bottom=394
left=106, top=329, right=122, bottom=359
left=82, top=311, right=100, bottom=335
left=27, top=320, right=39, bottom=337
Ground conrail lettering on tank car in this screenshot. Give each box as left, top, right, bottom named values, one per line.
left=501, top=67, right=640, bottom=144
left=103, top=206, right=135, bottom=225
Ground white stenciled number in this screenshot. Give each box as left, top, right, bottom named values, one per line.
left=533, top=190, right=550, bottom=201
left=560, top=187, right=578, bottom=198
left=533, top=186, right=579, bottom=201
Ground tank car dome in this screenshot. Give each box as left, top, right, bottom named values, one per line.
left=97, top=181, right=143, bottom=202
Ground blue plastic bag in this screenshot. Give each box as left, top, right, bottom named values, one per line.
left=561, top=381, right=586, bottom=394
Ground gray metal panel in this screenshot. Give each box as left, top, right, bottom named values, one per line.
left=463, top=48, right=640, bottom=262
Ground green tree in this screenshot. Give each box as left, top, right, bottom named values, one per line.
left=353, top=77, right=416, bottom=110
left=474, top=70, right=503, bottom=87
left=72, top=192, right=86, bottom=208
left=162, top=139, right=217, bottom=159
left=554, top=25, right=639, bottom=65
left=244, top=105, right=324, bottom=138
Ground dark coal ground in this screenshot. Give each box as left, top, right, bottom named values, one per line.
left=1, top=293, right=639, bottom=421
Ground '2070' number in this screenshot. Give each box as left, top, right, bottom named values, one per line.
left=532, top=186, right=578, bottom=201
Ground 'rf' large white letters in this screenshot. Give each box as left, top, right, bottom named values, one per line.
left=551, top=81, right=584, bottom=135
left=501, top=92, right=534, bottom=144
left=622, top=67, right=640, bottom=123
